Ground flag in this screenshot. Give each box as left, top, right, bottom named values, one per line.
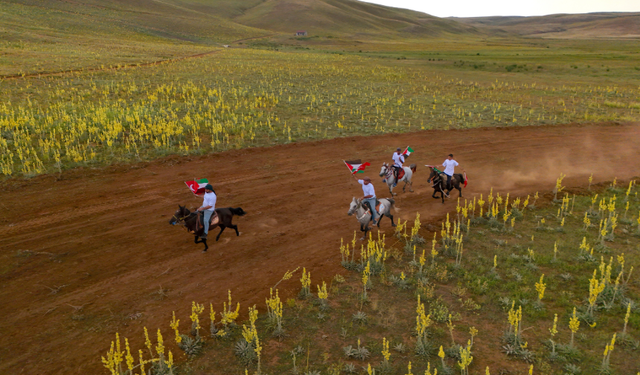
left=463, top=172, right=468, bottom=188
left=185, top=178, right=209, bottom=195
left=344, top=159, right=370, bottom=174
left=403, top=146, right=414, bottom=156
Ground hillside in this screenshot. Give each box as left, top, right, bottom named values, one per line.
left=228, top=0, right=479, bottom=36
left=452, top=12, right=640, bottom=38
left=3, top=0, right=640, bottom=76
left=0, top=0, right=484, bottom=75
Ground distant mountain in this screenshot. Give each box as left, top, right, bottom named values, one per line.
left=5, top=0, right=481, bottom=46
left=4, top=0, right=639, bottom=63
left=225, top=0, right=480, bottom=36
left=451, top=12, right=640, bottom=38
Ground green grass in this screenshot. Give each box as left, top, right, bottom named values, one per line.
left=2, top=42, right=640, bottom=177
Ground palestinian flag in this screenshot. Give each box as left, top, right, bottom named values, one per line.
left=344, top=160, right=370, bottom=174
left=185, top=178, right=209, bottom=195
left=403, top=146, right=414, bottom=157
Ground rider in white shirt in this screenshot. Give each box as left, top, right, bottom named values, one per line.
left=391, top=148, right=405, bottom=187
left=442, top=154, right=462, bottom=189
left=352, top=175, right=379, bottom=225
left=196, top=184, right=217, bottom=239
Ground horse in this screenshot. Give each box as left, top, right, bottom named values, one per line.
left=347, top=197, right=396, bottom=239
left=169, top=205, right=246, bottom=252
left=426, top=166, right=465, bottom=203
left=379, top=162, right=416, bottom=196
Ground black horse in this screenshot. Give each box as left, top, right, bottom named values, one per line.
left=427, top=167, right=465, bottom=203
left=169, top=205, right=246, bottom=252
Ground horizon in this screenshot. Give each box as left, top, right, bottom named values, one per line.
left=361, top=0, right=640, bottom=18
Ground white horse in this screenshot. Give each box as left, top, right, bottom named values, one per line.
left=348, top=197, right=396, bottom=239
left=379, top=163, right=416, bottom=196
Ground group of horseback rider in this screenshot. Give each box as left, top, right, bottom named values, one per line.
left=352, top=148, right=464, bottom=224
left=194, top=149, right=463, bottom=236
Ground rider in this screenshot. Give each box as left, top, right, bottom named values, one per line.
left=391, top=147, right=405, bottom=187
left=196, top=184, right=217, bottom=239
left=442, top=154, right=463, bottom=190
left=352, top=175, right=379, bottom=226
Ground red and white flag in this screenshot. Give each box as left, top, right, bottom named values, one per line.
left=344, top=160, right=370, bottom=174
left=185, top=178, right=209, bottom=195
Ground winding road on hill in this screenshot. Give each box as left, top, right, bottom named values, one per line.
left=0, top=122, right=639, bottom=374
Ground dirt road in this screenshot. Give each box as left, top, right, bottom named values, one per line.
left=0, top=123, right=638, bottom=374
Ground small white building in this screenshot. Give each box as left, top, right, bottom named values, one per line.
left=295, top=31, right=308, bottom=37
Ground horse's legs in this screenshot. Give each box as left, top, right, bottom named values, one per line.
left=389, top=214, right=396, bottom=227
left=231, top=224, right=239, bottom=236
left=216, top=225, right=226, bottom=241
left=194, top=236, right=209, bottom=252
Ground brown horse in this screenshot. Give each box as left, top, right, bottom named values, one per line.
left=427, top=167, right=465, bottom=204
left=169, top=205, right=246, bottom=252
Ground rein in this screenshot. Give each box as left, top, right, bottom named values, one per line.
left=353, top=200, right=372, bottom=221
left=173, top=211, right=196, bottom=229
left=173, top=213, right=191, bottom=222
left=382, top=164, right=395, bottom=182
left=430, top=172, right=449, bottom=198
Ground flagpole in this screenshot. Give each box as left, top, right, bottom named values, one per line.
left=343, top=160, right=355, bottom=175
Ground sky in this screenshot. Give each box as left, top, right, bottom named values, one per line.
left=362, top=0, right=640, bottom=18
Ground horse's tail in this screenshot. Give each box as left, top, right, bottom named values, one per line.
left=409, top=164, right=417, bottom=173
left=386, top=198, right=396, bottom=211
left=455, top=173, right=466, bottom=188
left=229, top=207, right=247, bottom=216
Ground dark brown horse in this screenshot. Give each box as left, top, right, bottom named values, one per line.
left=427, top=167, right=465, bottom=203
left=169, top=205, right=246, bottom=252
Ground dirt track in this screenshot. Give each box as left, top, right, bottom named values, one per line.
left=0, top=123, right=639, bottom=374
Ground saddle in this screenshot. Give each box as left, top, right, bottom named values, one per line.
left=395, top=167, right=406, bottom=180
left=363, top=200, right=384, bottom=215
left=195, top=211, right=220, bottom=233
left=438, top=172, right=456, bottom=190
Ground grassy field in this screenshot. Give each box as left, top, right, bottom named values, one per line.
left=100, top=178, right=640, bottom=375
left=2, top=1, right=640, bottom=374
left=2, top=40, right=640, bottom=177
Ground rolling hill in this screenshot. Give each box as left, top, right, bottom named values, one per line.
left=452, top=12, right=640, bottom=38
left=2, top=0, right=639, bottom=76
